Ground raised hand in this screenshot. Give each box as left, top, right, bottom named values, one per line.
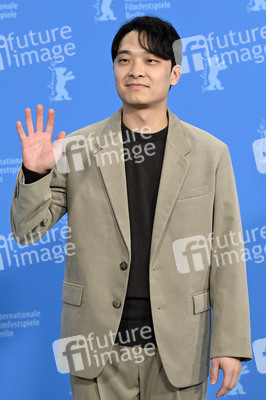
left=16, top=104, right=66, bottom=174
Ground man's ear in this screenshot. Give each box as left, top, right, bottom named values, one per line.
left=170, top=65, right=182, bottom=87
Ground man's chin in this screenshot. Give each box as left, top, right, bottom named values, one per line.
left=121, top=99, right=151, bottom=109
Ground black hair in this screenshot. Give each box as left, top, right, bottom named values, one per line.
left=111, top=16, right=182, bottom=90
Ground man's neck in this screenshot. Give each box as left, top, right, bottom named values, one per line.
left=121, top=104, right=168, bottom=134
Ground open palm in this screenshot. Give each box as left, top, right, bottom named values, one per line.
left=16, top=104, right=66, bottom=174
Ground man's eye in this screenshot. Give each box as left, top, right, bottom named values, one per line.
left=147, top=59, right=157, bottom=63
left=118, top=59, right=128, bottom=63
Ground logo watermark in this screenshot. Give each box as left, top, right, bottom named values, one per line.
left=48, top=61, right=75, bottom=103
left=173, top=26, right=266, bottom=91
left=0, top=309, right=41, bottom=339
left=53, top=326, right=156, bottom=373
left=0, top=2, right=18, bottom=21
left=172, top=225, right=266, bottom=274
left=0, top=156, right=22, bottom=183
left=253, top=118, right=266, bottom=174
left=253, top=338, right=266, bottom=374
left=124, top=0, right=171, bottom=20
left=0, top=26, right=76, bottom=71
left=93, top=0, right=117, bottom=23
left=0, top=218, right=76, bottom=271
left=54, top=125, right=158, bottom=173
left=247, top=0, right=266, bottom=12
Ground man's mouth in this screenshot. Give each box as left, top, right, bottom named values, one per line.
left=127, top=84, right=148, bottom=88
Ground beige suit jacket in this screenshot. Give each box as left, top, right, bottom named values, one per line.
left=10, top=106, right=252, bottom=388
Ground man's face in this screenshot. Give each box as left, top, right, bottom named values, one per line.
left=113, top=30, right=181, bottom=108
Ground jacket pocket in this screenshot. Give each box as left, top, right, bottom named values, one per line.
left=192, top=289, right=211, bottom=314
left=62, top=280, right=83, bottom=306
left=177, top=185, right=209, bottom=201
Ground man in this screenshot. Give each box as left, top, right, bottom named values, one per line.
left=10, top=16, right=252, bottom=400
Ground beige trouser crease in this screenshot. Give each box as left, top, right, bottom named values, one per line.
left=70, top=344, right=208, bottom=400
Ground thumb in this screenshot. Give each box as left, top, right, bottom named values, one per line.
left=56, top=131, right=66, bottom=142
left=53, top=131, right=66, bottom=163
left=210, top=359, right=219, bottom=385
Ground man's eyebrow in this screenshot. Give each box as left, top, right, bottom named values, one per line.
left=116, top=50, right=153, bottom=56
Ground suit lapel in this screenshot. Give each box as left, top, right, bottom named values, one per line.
left=149, top=109, right=191, bottom=265
left=92, top=107, right=131, bottom=257
left=91, top=106, right=192, bottom=264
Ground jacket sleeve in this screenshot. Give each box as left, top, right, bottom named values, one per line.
left=10, top=162, right=67, bottom=245
left=210, top=145, right=253, bottom=362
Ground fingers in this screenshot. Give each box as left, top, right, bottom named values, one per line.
left=16, top=121, right=26, bottom=141
left=25, top=108, right=34, bottom=135
left=216, top=371, right=235, bottom=398
left=20, top=105, right=55, bottom=137
left=36, top=104, right=44, bottom=132
left=45, top=108, right=55, bottom=135
left=210, top=359, right=219, bottom=385
left=211, top=358, right=242, bottom=398
left=215, top=363, right=241, bottom=398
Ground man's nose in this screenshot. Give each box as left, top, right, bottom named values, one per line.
left=128, top=61, right=145, bottom=77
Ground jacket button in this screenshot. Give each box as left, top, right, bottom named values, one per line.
left=120, top=261, right=128, bottom=271
left=112, top=300, right=121, bottom=309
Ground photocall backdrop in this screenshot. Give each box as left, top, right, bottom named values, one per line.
left=0, top=1, right=265, bottom=398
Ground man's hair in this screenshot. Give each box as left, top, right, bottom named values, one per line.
left=111, top=16, right=182, bottom=67
left=111, top=16, right=182, bottom=91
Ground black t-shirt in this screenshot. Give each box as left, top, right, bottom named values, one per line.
left=115, top=116, right=168, bottom=347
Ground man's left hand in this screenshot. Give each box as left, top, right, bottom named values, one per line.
left=210, top=357, right=242, bottom=398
